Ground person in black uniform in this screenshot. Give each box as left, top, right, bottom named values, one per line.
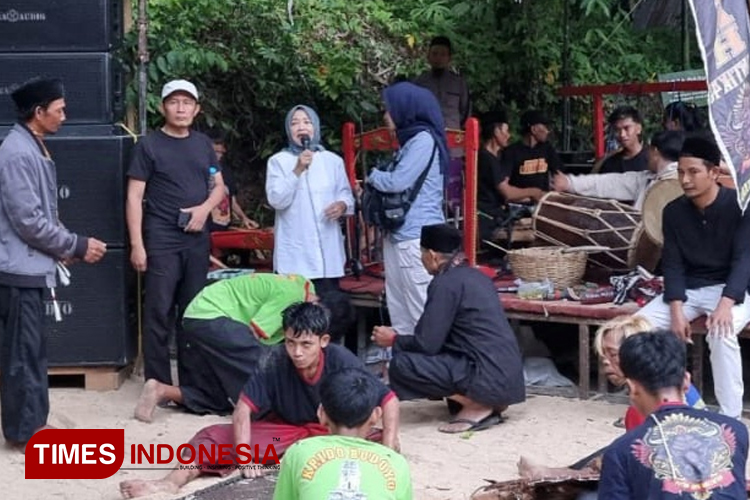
left=372, top=223, right=525, bottom=434
left=637, top=135, right=750, bottom=419
left=599, top=105, right=648, bottom=174
left=126, top=79, right=226, bottom=386
left=477, top=110, right=544, bottom=242
left=504, top=109, right=563, bottom=193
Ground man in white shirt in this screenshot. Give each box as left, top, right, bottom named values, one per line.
left=551, top=130, right=684, bottom=210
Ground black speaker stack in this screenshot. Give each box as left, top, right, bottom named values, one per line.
left=0, top=0, right=136, bottom=367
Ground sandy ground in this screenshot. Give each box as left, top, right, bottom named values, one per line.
left=0, top=376, right=635, bottom=500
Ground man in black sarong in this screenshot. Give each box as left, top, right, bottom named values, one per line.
left=372, top=223, right=525, bottom=433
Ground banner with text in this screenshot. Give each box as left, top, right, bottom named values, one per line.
left=688, top=0, right=750, bottom=210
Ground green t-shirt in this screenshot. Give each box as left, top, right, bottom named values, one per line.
left=183, top=273, right=314, bottom=345
left=273, top=435, right=412, bottom=500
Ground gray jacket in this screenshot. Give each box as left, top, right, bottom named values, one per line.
left=0, top=124, right=87, bottom=288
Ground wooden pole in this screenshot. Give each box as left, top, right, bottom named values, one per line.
left=137, top=0, right=149, bottom=134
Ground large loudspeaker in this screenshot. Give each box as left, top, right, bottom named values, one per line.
left=45, top=249, right=136, bottom=367
left=0, top=52, right=123, bottom=125
left=0, top=0, right=122, bottom=52
left=45, top=134, right=134, bottom=246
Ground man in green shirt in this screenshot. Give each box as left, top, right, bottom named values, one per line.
left=133, top=273, right=353, bottom=421
left=273, top=367, right=412, bottom=500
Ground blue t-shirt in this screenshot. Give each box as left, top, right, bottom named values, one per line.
left=600, top=404, right=748, bottom=499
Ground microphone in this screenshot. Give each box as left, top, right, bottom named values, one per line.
left=300, top=135, right=311, bottom=150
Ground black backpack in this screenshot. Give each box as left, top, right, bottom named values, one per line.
left=362, top=143, right=437, bottom=232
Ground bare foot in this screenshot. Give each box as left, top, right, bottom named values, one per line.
left=119, top=479, right=178, bottom=499
left=134, top=379, right=163, bottom=423
left=518, top=456, right=546, bottom=480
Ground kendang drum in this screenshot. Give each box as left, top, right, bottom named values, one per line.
left=533, top=192, right=659, bottom=272
left=641, top=178, right=683, bottom=246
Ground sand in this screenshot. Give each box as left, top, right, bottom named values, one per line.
left=0, top=376, right=634, bottom=500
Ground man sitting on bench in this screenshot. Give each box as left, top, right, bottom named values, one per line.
left=552, top=130, right=683, bottom=210
left=371, top=223, right=525, bottom=433
left=637, top=135, right=750, bottom=419
left=120, top=302, right=399, bottom=499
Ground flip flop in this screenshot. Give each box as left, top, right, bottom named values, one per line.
left=438, top=412, right=504, bottom=434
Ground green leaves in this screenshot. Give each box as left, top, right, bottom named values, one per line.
left=121, top=0, right=688, bottom=214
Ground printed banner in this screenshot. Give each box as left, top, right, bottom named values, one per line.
left=688, top=0, right=750, bottom=210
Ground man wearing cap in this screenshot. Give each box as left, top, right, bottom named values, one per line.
left=0, top=78, right=107, bottom=449
left=598, top=105, right=648, bottom=174
left=637, top=135, right=750, bottom=419
left=372, top=223, right=525, bottom=434
left=504, top=109, right=563, bottom=194
left=126, top=79, right=226, bottom=386
left=477, top=110, right=545, bottom=242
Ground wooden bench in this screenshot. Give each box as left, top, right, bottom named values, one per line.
left=687, top=317, right=750, bottom=395
left=340, top=274, right=750, bottom=405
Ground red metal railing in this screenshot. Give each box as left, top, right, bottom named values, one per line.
left=342, top=118, right=480, bottom=265
left=558, top=80, right=708, bottom=158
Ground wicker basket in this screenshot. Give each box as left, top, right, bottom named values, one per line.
left=507, top=246, right=587, bottom=288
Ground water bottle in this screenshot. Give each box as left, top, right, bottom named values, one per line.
left=208, top=165, right=218, bottom=192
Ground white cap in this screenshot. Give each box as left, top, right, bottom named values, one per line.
left=161, top=79, right=199, bottom=101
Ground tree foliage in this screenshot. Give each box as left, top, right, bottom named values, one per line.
left=124, top=0, right=693, bottom=215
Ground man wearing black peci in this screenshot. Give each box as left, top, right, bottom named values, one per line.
left=637, top=134, right=750, bottom=419
left=372, top=223, right=525, bottom=434
left=0, top=78, right=107, bottom=450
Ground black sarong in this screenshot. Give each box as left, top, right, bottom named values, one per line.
left=179, top=317, right=265, bottom=415
left=0, top=285, right=48, bottom=443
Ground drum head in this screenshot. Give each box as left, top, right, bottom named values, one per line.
left=641, top=179, right=683, bottom=246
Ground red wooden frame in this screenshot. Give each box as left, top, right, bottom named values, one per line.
left=342, top=119, right=480, bottom=265
left=558, top=80, right=708, bottom=158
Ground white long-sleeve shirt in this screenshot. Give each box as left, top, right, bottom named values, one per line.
left=265, top=150, right=354, bottom=279
left=566, top=162, right=678, bottom=210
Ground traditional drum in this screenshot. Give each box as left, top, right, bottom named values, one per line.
left=641, top=178, right=684, bottom=246
left=532, top=192, right=659, bottom=272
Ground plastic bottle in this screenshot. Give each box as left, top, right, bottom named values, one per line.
left=208, top=165, right=219, bottom=192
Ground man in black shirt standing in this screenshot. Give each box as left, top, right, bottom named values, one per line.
left=504, top=110, right=563, bottom=193
left=126, top=79, right=226, bottom=386
left=637, top=135, right=750, bottom=419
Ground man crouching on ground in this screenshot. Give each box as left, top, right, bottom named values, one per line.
left=120, top=302, right=400, bottom=498
left=372, top=223, right=525, bottom=433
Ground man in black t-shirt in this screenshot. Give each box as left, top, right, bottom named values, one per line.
left=598, top=105, right=648, bottom=174
left=477, top=111, right=545, bottom=240
left=504, top=110, right=563, bottom=192
left=119, top=302, right=400, bottom=499
left=126, top=79, right=226, bottom=386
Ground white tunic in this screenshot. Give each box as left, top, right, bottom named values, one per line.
left=265, top=150, right=354, bottom=280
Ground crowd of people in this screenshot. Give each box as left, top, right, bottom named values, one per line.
left=1, top=32, right=748, bottom=499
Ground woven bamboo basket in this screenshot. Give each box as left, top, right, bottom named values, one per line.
left=507, top=246, right=588, bottom=288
